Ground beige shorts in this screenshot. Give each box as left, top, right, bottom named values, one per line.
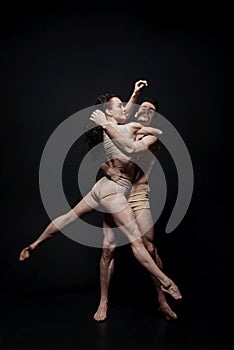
left=127, top=184, right=150, bottom=212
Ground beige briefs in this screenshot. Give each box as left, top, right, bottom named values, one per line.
left=91, top=176, right=132, bottom=202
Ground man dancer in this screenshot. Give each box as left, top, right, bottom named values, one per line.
left=90, top=98, right=178, bottom=321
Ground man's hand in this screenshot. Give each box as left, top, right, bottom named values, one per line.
left=101, top=162, right=123, bottom=182
left=90, top=109, right=109, bottom=127
left=105, top=167, right=122, bottom=182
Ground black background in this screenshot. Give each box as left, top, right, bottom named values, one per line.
left=1, top=3, right=232, bottom=350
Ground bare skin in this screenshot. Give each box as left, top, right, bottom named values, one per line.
left=136, top=210, right=177, bottom=321
left=19, top=89, right=182, bottom=318
left=93, top=214, right=177, bottom=322
left=19, top=247, right=31, bottom=260
left=19, top=80, right=147, bottom=263
left=93, top=208, right=177, bottom=322
left=19, top=190, right=182, bottom=302
left=91, top=102, right=180, bottom=321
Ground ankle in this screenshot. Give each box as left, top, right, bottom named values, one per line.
left=100, top=297, right=108, bottom=305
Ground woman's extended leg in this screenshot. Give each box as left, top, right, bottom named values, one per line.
left=19, top=176, right=181, bottom=299
left=19, top=191, right=100, bottom=261
left=19, top=175, right=126, bottom=261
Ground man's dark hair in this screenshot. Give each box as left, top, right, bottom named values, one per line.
left=140, top=97, right=160, bottom=112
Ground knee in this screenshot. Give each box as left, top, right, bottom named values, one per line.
left=63, top=210, right=78, bottom=225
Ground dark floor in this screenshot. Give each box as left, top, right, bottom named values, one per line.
left=1, top=280, right=232, bottom=350
left=0, top=199, right=232, bottom=350
left=0, top=261, right=232, bottom=350
left=0, top=287, right=218, bottom=350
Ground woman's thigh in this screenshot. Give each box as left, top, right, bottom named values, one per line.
left=101, top=194, right=142, bottom=242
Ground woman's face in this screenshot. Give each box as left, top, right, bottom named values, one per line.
left=107, top=97, right=126, bottom=124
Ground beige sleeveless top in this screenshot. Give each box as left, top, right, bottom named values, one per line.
left=103, top=124, right=134, bottom=161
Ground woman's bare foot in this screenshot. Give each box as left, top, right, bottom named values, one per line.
left=93, top=302, right=108, bottom=322
left=19, top=245, right=33, bottom=261
left=161, top=280, right=182, bottom=300
left=159, top=300, right=177, bottom=320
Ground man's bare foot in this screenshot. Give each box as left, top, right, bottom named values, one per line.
left=93, top=302, right=108, bottom=322
left=161, top=280, right=182, bottom=300
left=159, top=301, right=177, bottom=320
left=19, top=245, right=33, bottom=261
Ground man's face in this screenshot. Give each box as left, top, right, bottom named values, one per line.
left=136, top=101, right=156, bottom=126
left=107, top=97, right=126, bottom=124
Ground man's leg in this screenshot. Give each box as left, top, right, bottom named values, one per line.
left=134, top=208, right=177, bottom=320
left=94, top=214, right=117, bottom=322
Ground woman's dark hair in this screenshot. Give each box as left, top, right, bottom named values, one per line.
left=85, top=93, right=121, bottom=152
left=94, top=93, right=121, bottom=111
